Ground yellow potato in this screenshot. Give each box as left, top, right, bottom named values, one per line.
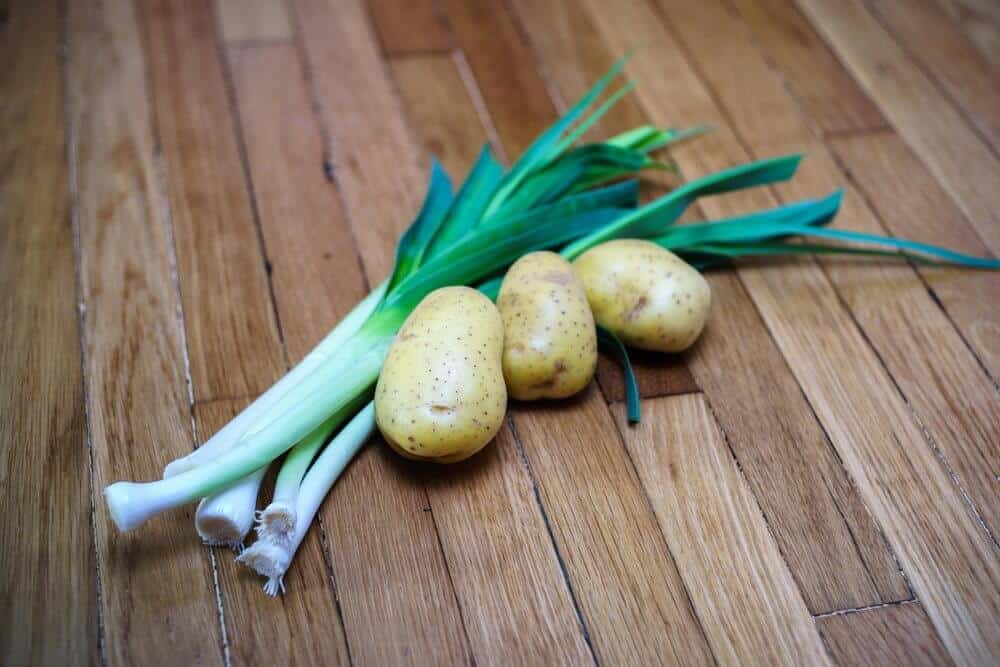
left=497, top=251, right=597, bottom=400
left=375, top=286, right=507, bottom=463
left=572, top=239, right=711, bottom=352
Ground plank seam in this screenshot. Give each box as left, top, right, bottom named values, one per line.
left=264, top=6, right=374, bottom=661
left=642, top=0, right=914, bottom=604
left=139, top=3, right=232, bottom=654
left=153, top=138, right=233, bottom=667
left=606, top=389, right=703, bottom=405
left=813, top=597, right=918, bottom=619
left=820, top=124, right=894, bottom=141
left=814, top=256, right=999, bottom=548
left=863, top=0, right=1000, bottom=163
left=594, top=392, right=720, bottom=663
left=825, top=140, right=999, bottom=381
left=505, top=417, right=599, bottom=665
left=210, top=0, right=290, bottom=376
left=451, top=48, right=509, bottom=164
left=62, top=1, right=107, bottom=660
left=697, top=395, right=839, bottom=665
left=286, top=1, right=374, bottom=301
left=423, top=488, right=477, bottom=662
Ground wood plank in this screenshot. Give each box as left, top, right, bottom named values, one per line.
left=390, top=52, right=593, bottom=663
left=594, top=348, right=698, bottom=402
left=514, top=0, right=909, bottom=613
left=215, top=0, right=292, bottom=43
left=290, top=0, right=472, bottom=662
left=0, top=1, right=97, bottom=664
left=772, top=142, right=1000, bottom=540
left=389, top=53, right=490, bottom=179
left=511, top=388, right=715, bottom=665
left=582, top=2, right=1000, bottom=661
left=829, top=131, right=1000, bottom=379
left=227, top=43, right=368, bottom=366
left=367, top=0, right=453, bottom=56
left=868, top=0, right=1000, bottom=153
left=194, top=399, right=350, bottom=666
left=614, top=395, right=831, bottom=666
left=729, top=0, right=886, bottom=135
left=142, top=0, right=285, bottom=401
left=68, top=0, right=224, bottom=663
left=795, top=0, right=1000, bottom=256
left=936, top=0, right=1000, bottom=68
left=658, top=0, right=1000, bottom=557
left=423, top=426, right=593, bottom=664
left=293, top=0, right=424, bottom=281
left=442, top=0, right=556, bottom=156
left=818, top=603, right=954, bottom=667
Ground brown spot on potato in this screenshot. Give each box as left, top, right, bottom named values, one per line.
left=541, top=270, right=572, bottom=286
left=626, top=296, right=648, bottom=321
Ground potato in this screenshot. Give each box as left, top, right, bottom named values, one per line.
left=497, top=251, right=597, bottom=400
left=375, top=286, right=507, bottom=463
left=572, top=239, right=711, bottom=352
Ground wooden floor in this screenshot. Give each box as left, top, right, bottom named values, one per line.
left=2, top=0, right=998, bottom=664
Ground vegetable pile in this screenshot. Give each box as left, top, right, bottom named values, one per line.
left=104, top=58, right=999, bottom=595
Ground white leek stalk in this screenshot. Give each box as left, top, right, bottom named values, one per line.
left=255, top=414, right=339, bottom=544
left=194, top=466, right=268, bottom=549
left=105, top=331, right=391, bottom=532
left=238, top=402, right=375, bottom=595
left=163, top=282, right=386, bottom=478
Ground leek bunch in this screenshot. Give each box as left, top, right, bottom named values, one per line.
left=103, top=57, right=998, bottom=594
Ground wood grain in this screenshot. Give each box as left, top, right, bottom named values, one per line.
left=293, top=0, right=425, bottom=281
left=423, top=426, right=593, bottom=664
left=818, top=603, right=954, bottom=667
left=1, top=1, right=97, bottom=664
left=867, top=0, right=1000, bottom=153
left=194, top=399, right=351, bottom=666
left=582, top=2, right=1000, bottom=661
left=368, top=0, right=453, bottom=56
left=936, top=0, right=1000, bottom=68
left=658, top=0, right=1000, bottom=555
left=594, top=348, right=698, bottom=402
left=614, top=395, right=831, bottom=666
left=68, top=0, right=224, bottom=663
left=795, top=0, right=1000, bottom=256
left=215, top=39, right=369, bottom=665
left=729, top=0, right=886, bottom=135
left=770, top=141, right=1000, bottom=541
left=390, top=53, right=490, bottom=179
left=320, top=442, right=471, bottom=665
left=517, top=0, right=909, bottom=613
left=215, top=0, right=292, bottom=43
left=291, top=0, right=471, bottom=662
left=511, top=388, right=715, bottom=665
left=390, top=52, right=593, bottom=664
left=227, top=43, right=368, bottom=366
left=829, top=131, right=1000, bottom=379
left=142, top=0, right=285, bottom=400
left=442, top=0, right=556, bottom=156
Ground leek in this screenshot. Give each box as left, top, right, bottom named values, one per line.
left=102, top=58, right=998, bottom=600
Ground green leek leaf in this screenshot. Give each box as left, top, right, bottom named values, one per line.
left=385, top=158, right=453, bottom=292
left=596, top=326, right=641, bottom=423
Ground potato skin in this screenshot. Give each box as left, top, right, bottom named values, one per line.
left=375, top=286, right=507, bottom=463
left=572, top=239, right=711, bottom=352
left=497, top=251, right=597, bottom=400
